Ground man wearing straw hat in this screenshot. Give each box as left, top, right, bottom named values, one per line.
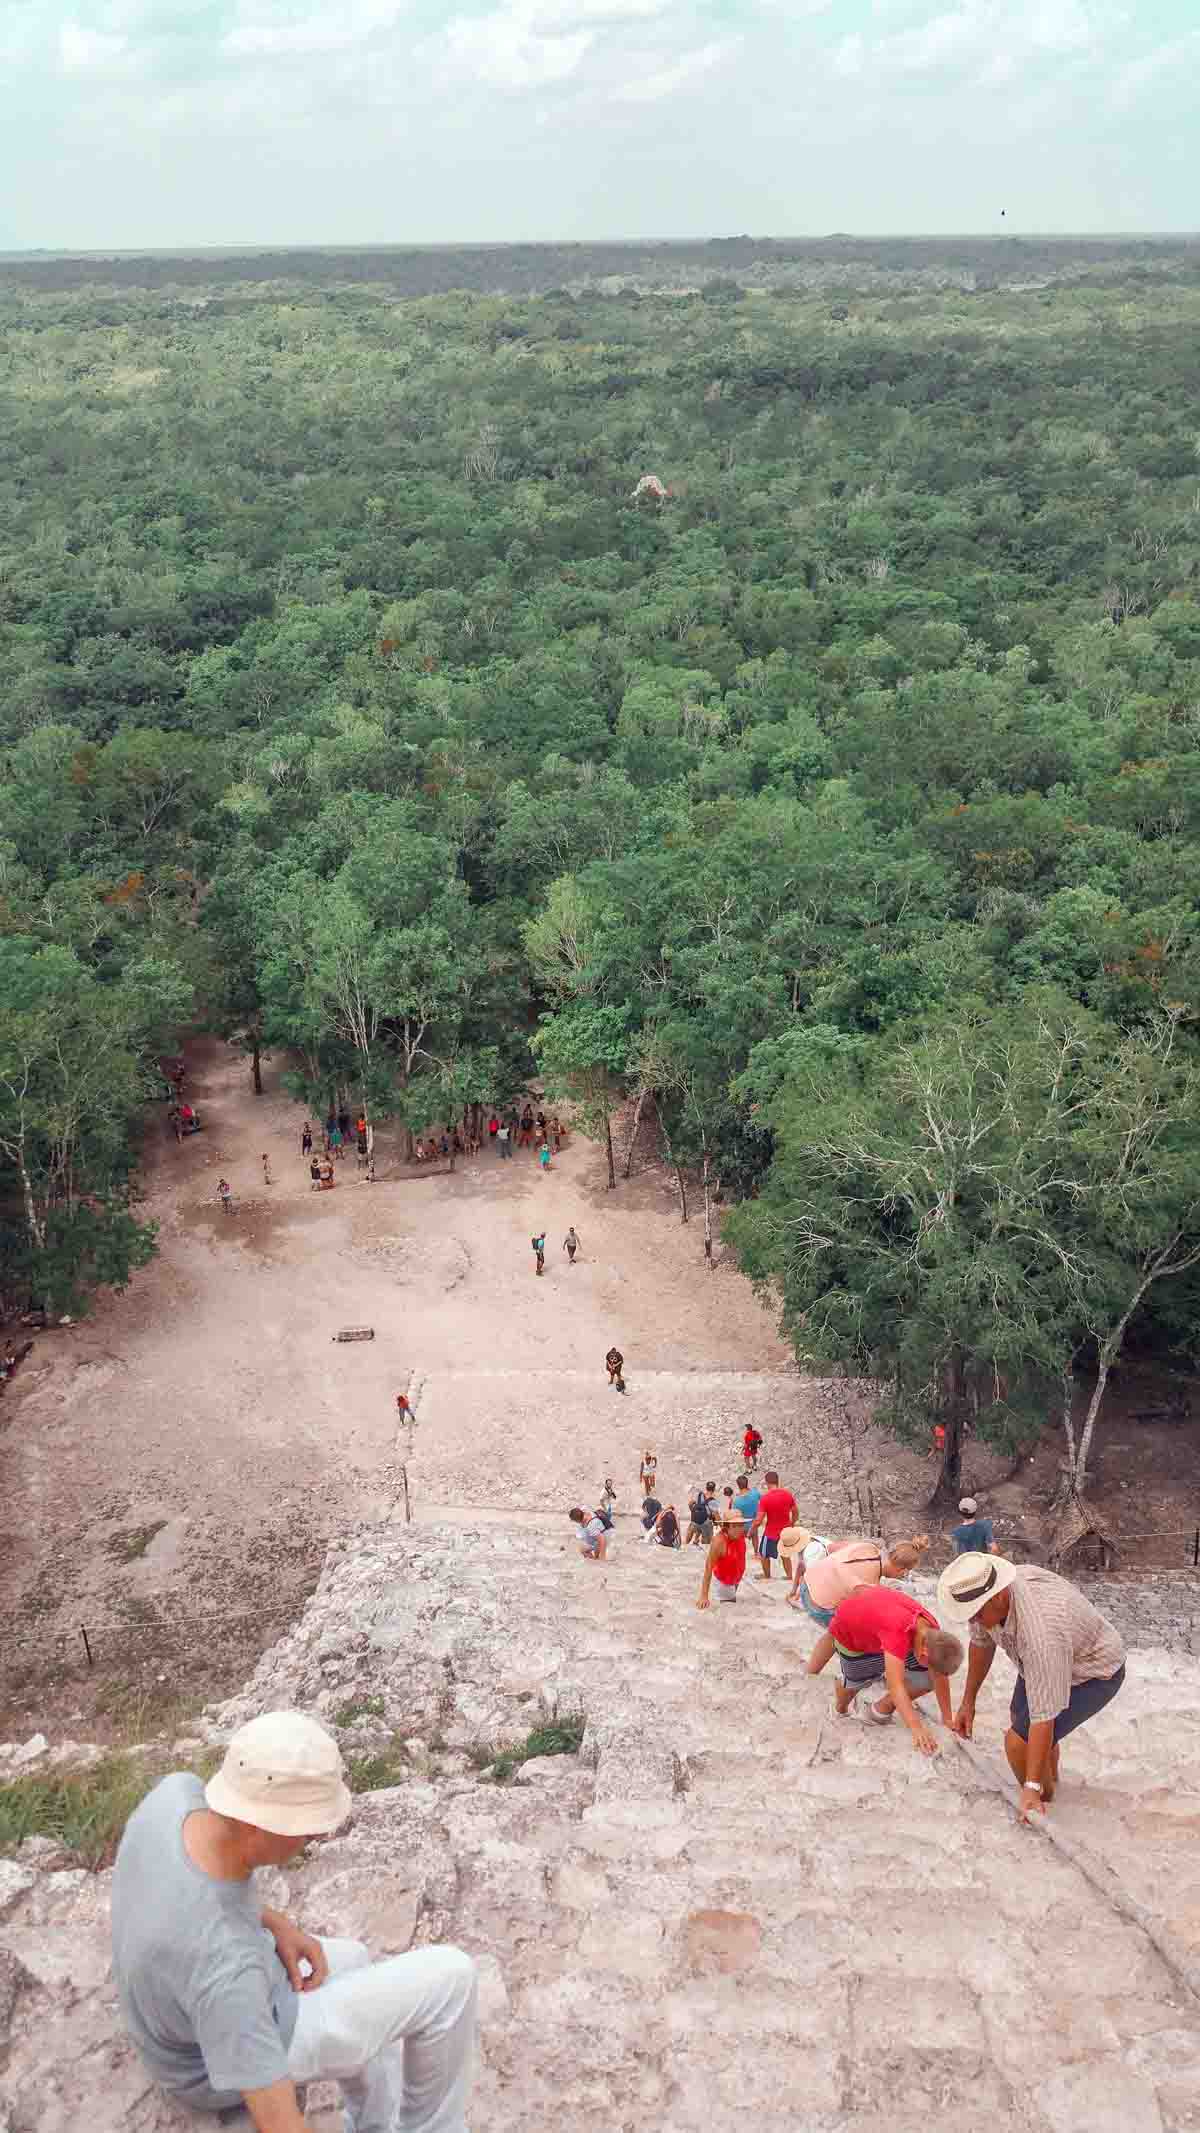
left=111, top=1710, right=477, bottom=2130
left=938, top=1553, right=1126, bottom=1820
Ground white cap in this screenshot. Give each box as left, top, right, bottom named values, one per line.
left=958, top=1497, right=978, bottom=1515
left=206, top=1711, right=351, bottom=1836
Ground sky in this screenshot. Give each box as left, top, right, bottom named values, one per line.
left=1, top=0, right=1197, bottom=249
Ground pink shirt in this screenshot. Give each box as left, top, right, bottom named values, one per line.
left=803, top=1540, right=886, bottom=1612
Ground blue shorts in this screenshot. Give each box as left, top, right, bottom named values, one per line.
left=800, top=1583, right=836, bottom=1629
left=760, top=1536, right=779, bottom=1560
left=1009, top=1664, right=1125, bottom=1743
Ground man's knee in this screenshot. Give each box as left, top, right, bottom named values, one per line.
left=322, top=1935, right=371, bottom=1978
left=425, top=1945, right=477, bottom=2023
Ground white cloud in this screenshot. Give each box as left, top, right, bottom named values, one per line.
left=859, top=0, right=1098, bottom=79
left=222, top=0, right=404, bottom=57
left=436, top=3, right=595, bottom=88
left=831, top=30, right=864, bottom=75
left=1108, top=28, right=1200, bottom=110
left=612, top=33, right=738, bottom=101
left=58, top=19, right=130, bottom=69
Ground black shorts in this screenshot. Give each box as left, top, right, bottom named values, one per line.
left=1009, top=1664, right=1125, bottom=1743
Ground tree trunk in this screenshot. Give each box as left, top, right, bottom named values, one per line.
left=251, top=1041, right=263, bottom=1096
left=16, top=1148, right=46, bottom=1254
left=623, top=1086, right=648, bottom=1178
left=604, top=1111, right=615, bottom=1191
left=702, top=1149, right=713, bottom=1264
left=928, top=1352, right=966, bottom=1510
left=675, top=1163, right=689, bottom=1224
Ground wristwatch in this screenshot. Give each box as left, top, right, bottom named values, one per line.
left=1024, top=1780, right=1043, bottom=1793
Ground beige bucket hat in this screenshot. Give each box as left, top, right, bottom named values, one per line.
left=937, top=1552, right=1018, bottom=1624
left=206, top=1710, right=352, bottom=1836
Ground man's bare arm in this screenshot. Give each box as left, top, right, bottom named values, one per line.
left=244, top=2078, right=310, bottom=2133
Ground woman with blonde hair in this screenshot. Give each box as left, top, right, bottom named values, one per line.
left=797, top=1534, right=931, bottom=1676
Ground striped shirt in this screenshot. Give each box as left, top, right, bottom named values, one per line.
left=970, top=1566, right=1125, bottom=1725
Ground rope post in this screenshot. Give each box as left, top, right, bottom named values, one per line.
left=1193, top=1525, right=1198, bottom=1568
left=81, top=1627, right=93, bottom=1669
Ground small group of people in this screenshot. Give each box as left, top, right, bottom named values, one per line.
left=487, top=1105, right=564, bottom=1167
left=688, top=1497, right=1127, bottom=1812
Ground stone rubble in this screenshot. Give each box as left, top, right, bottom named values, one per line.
left=3, top=1518, right=1200, bottom=2130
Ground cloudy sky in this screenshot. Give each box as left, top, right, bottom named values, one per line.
left=1, top=0, right=1196, bottom=248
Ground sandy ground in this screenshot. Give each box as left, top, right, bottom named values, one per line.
left=0, top=1040, right=795, bottom=1734
left=4, top=1036, right=1197, bottom=1741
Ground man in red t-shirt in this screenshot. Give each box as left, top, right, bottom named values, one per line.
left=749, top=1471, right=798, bottom=1581
left=828, top=1586, right=963, bottom=1754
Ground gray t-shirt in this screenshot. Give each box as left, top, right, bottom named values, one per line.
left=111, top=1772, right=298, bottom=2110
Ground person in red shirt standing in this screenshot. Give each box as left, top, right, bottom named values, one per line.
left=696, top=1510, right=748, bottom=1608
left=828, top=1586, right=962, bottom=1754
left=742, top=1425, right=763, bottom=1472
left=749, top=1471, right=798, bottom=1580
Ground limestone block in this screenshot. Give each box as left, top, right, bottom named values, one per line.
left=300, top=1868, right=421, bottom=1955
left=1035, top=2059, right=1164, bottom=2133
left=0, top=1862, right=35, bottom=1919
left=855, top=1972, right=985, bottom=2058
left=682, top=1908, right=763, bottom=1976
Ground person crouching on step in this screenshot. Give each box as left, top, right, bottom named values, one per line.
left=827, top=1583, right=962, bottom=1756
left=570, top=1505, right=609, bottom=1562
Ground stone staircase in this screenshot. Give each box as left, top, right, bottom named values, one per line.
left=3, top=1518, right=1200, bottom=2131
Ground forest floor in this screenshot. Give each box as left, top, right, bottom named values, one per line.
left=1, top=1038, right=1197, bottom=1742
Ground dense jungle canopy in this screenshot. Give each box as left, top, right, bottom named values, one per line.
left=3, top=242, right=1200, bottom=1494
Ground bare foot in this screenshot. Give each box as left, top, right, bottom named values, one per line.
left=834, top=1684, right=855, bottom=1718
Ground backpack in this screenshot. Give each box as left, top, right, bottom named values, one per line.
left=595, top=1505, right=614, bottom=1531
left=658, top=1510, right=679, bottom=1546
left=690, top=1493, right=709, bottom=1526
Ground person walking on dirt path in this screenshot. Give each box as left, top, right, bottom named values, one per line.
left=799, top=1536, right=931, bottom=1674
left=641, top=1488, right=662, bottom=1533
left=488, top=1113, right=499, bottom=1150
left=329, top=1123, right=344, bottom=1161
left=570, top=1506, right=609, bottom=1561
left=601, top=1477, right=617, bottom=1514
left=606, top=1346, right=625, bottom=1392
left=396, top=1392, right=412, bottom=1427
left=532, top=1231, right=546, bottom=1276
left=538, top=1139, right=552, bottom=1173
left=261, top=1153, right=272, bottom=1187
left=551, top=1115, right=563, bottom=1153
left=324, top=1111, right=336, bottom=1152
left=732, top=1474, right=761, bottom=1551
left=742, top=1426, right=763, bottom=1472
left=520, top=1106, right=535, bottom=1150
left=497, top=1121, right=512, bottom=1159
left=654, top=1504, right=681, bottom=1547
left=697, top=1510, right=748, bottom=1608
left=563, top=1225, right=581, bottom=1263
left=309, top=1157, right=322, bottom=1191
left=217, top=1178, right=235, bottom=1217
left=828, top=1585, right=962, bottom=1752
left=639, top=1449, right=657, bottom=1494
left=951, top=1497, right=997, bottom=1556
left=301, top=1123, right=313, bottom=1158
left=685, top=1483, right=720, bottom=1547
left=111, top=1710, right=477, bottom=2129
left=940, top=1554, right=1127, bottom=1820
left=749, top=1471, right=798, bottom=1578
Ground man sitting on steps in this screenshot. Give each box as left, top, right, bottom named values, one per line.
left=111, top=1710, right=477, bottom=2133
